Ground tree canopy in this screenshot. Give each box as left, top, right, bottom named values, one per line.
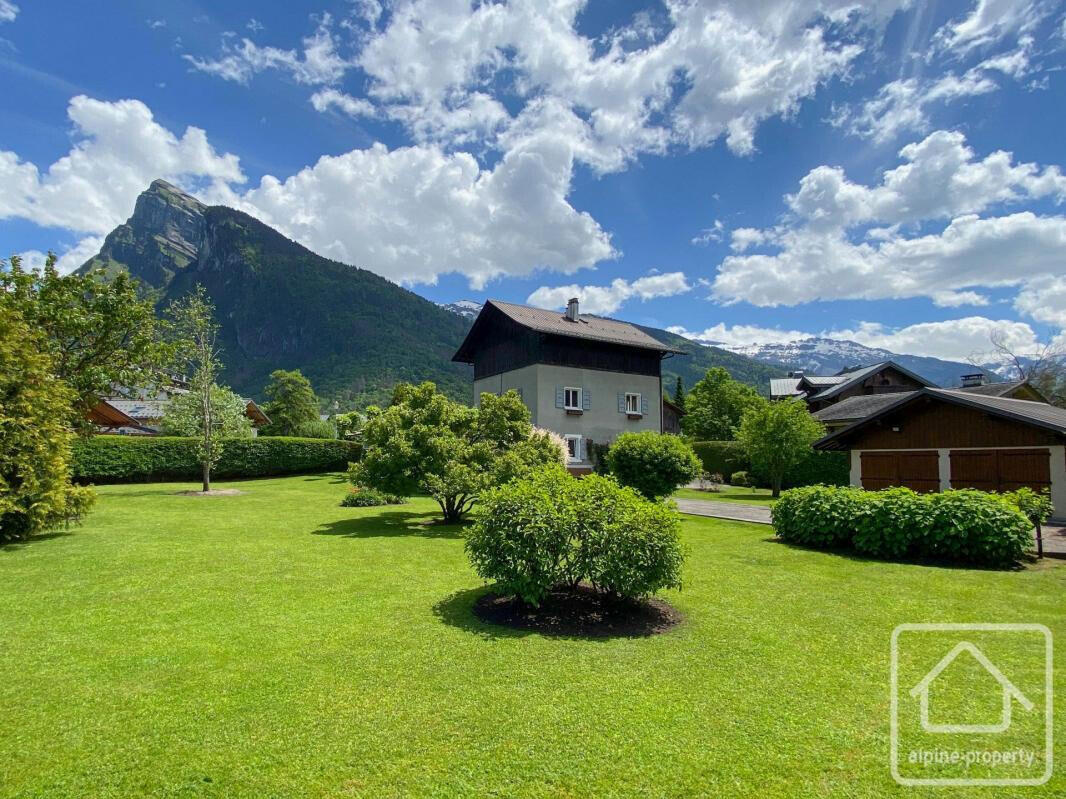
left=353, top=382, right=564, bottom=522
left=681, top=367, right=764, bottom=441
left=0, top=253, right=174, bottom=429
left=160, top=385, right=253, bottom=439
left=736, top=399, right=825, bottom=497
left=262, top=369, right=321, bottom=436
left=0, top=303, right=94, bottom=541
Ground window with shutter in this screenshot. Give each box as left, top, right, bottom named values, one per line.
left=563, top=387, right=581, bottom=410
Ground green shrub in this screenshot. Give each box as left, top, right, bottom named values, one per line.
left=730, top=470, right=750, bottom=487
left=71, top=436, right=361, bottom=483
left=771, top=485, right=1032, bottom=566
left=852, top=487, right=933, bottom=559
left=771, top=485, right=865, bottom=549
left=340, top=487, right=405, bottom=507
left=1003, top=487, right=1055, bottom=526
left=924, top=490, right=1033, bottom=565
left=290, top=419, right=337, bottom=439
left=467, top=466, right=685, bottom=605
left=689, top=440, right=749, bottom=483
left=605, top=432, right=700, bottom=500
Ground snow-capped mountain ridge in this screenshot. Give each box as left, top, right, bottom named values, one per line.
left=711, top=336, right=1012, bottom=387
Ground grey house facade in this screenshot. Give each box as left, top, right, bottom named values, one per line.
left=453, top=299, right=680, bottom=472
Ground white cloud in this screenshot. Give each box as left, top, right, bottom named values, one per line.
left=712, top=131, right=1066, bottom=312
left=326, top=0, right=909, bottom=168
left=1014, top=275, right=1066, bottom=328
left=0, top=1, right=17, bottom=24
left=527, top=272, right=691, bottom=315
left=837, top=70, right=998, bottom=143
left=669, top=316, right=1045, bottom=363
left=0, top=95, right=244, bottom=235
left=932, top=290, right=989, bottom=307
left=691, top=220, right=724, bottom=246
left=935, top=0, right=1047, bottom=53
left=2, top=96, right=615, bottom=288
left=184, top=13, right=349, bottom=85
left=18, top=236, right=106, bottom=275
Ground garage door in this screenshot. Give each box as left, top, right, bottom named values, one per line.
left=950, top=449, right=1051, bottom=493
left=860, top=450, right=940, bottom=492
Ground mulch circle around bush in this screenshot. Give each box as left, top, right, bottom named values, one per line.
left=473, top=583, right=681, bottom=638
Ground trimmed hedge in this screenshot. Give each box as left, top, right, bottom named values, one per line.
left=72, top=436, right=362, bottom=483
left=772, top=485, right=1033, bottom=566
left=690, top=440, right=848, bottom=488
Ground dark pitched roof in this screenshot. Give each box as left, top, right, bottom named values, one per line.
left=806, top=360, right=934, bottom=401
left=811, top=392, right=916, bottom=422
left=955, top=379, right=1048, bottom=401
left=453, top=299, right=680, bottom=362
left=813, top=387, right=1066, bottom=450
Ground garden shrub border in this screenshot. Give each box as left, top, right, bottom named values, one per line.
left=689, top=440, right=848, bottom=488
left=72, top=435, right=361, bottom=483
left=771, top=484, right=1035, bottom=566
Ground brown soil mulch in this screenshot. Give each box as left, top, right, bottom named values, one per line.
left=177, top=489, right=246, bottom=496
left=473, top=583, right=681, bottom=638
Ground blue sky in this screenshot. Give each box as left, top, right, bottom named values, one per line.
left=2, top=0, right=1066, bottom=363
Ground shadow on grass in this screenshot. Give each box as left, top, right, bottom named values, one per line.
left=433, top=585, right=682, bottom=641
left=313, top=511, right=464, bottom=539
left=764, top=536, right=1028, bottom=572
left=1, top=531, right=73, bottom=551
left=298, top=473, right=348, bottom=485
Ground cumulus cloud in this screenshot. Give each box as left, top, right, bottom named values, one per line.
left=527, top=272, right=691, bottom=315
left=669, top=316, right=1046, bottom=363
left=18, top=236, right=106, bottom=275
left=2, top=95, right=615, bottom=287
left=711, top=131, right=1066, bottom=315
left=0, top=95, right=244, bottom=235
left=0, top=1, right=17, bottom=24
left=301, top=0, right=908, bottom=168
left=184, top=13, right=349, bottom=85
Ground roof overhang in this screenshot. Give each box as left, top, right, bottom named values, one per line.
left=813, top=388, right=1066, bottom=451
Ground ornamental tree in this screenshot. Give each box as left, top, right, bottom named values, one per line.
left=160, top=384, right=254, bottom=439
left=0, top=253, right=173, bottom=429
left=353, top=382, right=561, bottom=523
left=736, top=399, right=825, bottom=497
left=262, top=369, right=321, bottom=436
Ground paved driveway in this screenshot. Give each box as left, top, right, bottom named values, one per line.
left=674, top=499, right=1065, bottom=557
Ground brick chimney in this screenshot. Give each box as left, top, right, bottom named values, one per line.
left=566, top=297, right=579, bottom=321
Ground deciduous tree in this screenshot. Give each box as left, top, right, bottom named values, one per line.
left=681, top=367, right=764, bottom=440
left=262, top=369, right=321, bottom=436
left=736, top=399, right=825, bottom=497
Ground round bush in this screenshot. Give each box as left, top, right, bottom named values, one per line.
left=730, top=470, right=751, bottom=487
left=924, top=490, right=1032, bottom=565
left=340, top=487, right=405, bottom=507
left=605, top=432, right=700, bottom=500
left=852, top=487, right=934, bottom=559
left=467, top=466, right=686, bottom=606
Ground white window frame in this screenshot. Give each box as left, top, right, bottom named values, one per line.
left=625, top=392, right=642, bottom=415
left=563, top=386, right=582, bottom=411
left=563, top=434, right=583, bottom=463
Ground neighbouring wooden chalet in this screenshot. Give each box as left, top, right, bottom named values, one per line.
left=770, top=361, right=934, bottom=412
left=88, top=385, right=270, bottom=436
left=814, top=388, right=1066, bottom=520
left=452, top=298, right=682, bottom=472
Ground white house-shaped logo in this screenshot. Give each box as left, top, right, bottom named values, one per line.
left=909, top=641, right=1034, bottom=734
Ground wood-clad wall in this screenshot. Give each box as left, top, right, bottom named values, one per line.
left=845, top=397, right=1061, bottom=450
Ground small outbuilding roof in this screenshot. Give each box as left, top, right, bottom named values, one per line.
left=806, top=361, right=934, bottom=402
left=813, top=387, right=1066, bottom=450
left=811, top=392, right=916, bottom=423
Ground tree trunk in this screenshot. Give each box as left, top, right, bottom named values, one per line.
left=772, top=474, right=782, bottom=498
left=202, top=462, right=211, bottom=493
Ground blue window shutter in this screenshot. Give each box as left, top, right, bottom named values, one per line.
left=641, top=396, right=649, bottom=415
left=617, top=393, right=625, bottom=413
left=577, top=437, right=584, bottom=461
left=556, top=386, right=564, bottom=408
left=582, top=389, right=591, bottom=410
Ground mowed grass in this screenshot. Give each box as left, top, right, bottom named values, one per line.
left=672, top=484, right=777, bottom=505
left=1, top=474, right=1063, bottom=798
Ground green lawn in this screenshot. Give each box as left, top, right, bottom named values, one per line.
left=1, top=474, right=1062, bottom=798
left=672, top=484, right=777, bottom=505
